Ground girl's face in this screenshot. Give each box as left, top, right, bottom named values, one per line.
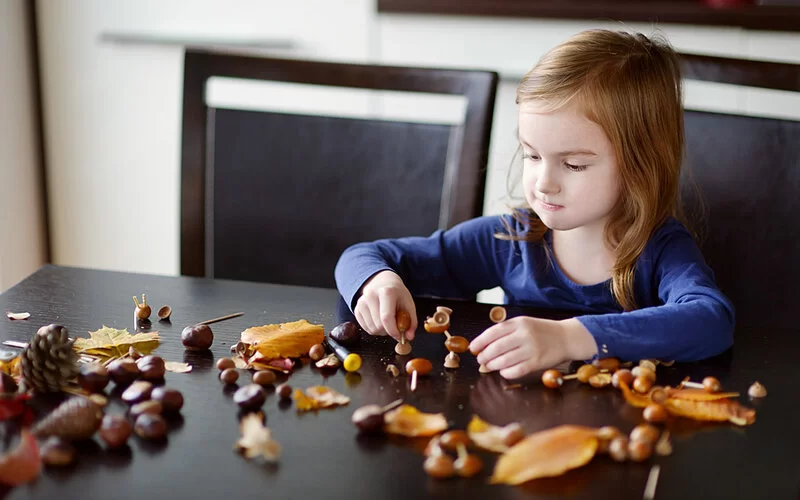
left=518, top=100, right=621, bottom=234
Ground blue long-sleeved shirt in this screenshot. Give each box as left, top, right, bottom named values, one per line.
left=334, top=215, right=734, bottom=362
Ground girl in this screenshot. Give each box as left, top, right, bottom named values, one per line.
left=334, top=30, right=734, bottom=380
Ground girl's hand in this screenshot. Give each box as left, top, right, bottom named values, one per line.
left=354, top=270, right=417, bottom=341
left=469, top=317, right=597, bottom=380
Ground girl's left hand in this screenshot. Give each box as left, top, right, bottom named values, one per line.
left=469, top=317, right=596, bottom=380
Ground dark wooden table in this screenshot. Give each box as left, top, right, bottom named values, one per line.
left=1, top=265, right=798, bottom=499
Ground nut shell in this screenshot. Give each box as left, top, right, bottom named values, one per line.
left=748, top=381, right=767, bottom=398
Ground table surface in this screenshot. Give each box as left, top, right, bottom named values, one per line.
left=0, top=265, right=798, bottom=499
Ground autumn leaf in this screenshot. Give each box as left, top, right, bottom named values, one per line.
left=74, top=326, right=160, bottom=361
left=467, top=415, right=526, bottom=453
left=664, top=398, right=756, bottom=426
left=383, top=404, right=449, bottom=437
left=293, top=386, right=350, bottom=412
left=241, top=320, right=324, bottom=359
left=165, top=361, right=192, bottom=373
left=666, top=388, right=741, bottom=401
left=234, top=413, right=281, bottom=462
left=490, top=425, right=599, bottom=485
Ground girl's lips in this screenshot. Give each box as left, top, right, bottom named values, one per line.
left=538, top=200, right=564, bottom=211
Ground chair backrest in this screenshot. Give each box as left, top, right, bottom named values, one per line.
left=181, top=51, right=498, bottom=288
left=679, top=53, right=800, bottom=329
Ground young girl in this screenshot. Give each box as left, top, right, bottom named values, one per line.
left=334, top=30, right=734, bottom=380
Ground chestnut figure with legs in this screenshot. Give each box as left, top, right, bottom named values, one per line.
left=334, top=29, right=734, bottom=378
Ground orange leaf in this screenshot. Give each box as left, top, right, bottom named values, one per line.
left=241, top=320, right=324, bottom=359
left=384, top=404, right=449, bottom=437
left=0, top=430, right=41, bottom=486
left=618, top=380, right=651, bottom=408
left=467, top=415, right=525, bottom=453
left=666, top=388, right=741, bottom=401
left=664, top=398, right=756, bottom=426
left=490, top=425, right=599, bottom=485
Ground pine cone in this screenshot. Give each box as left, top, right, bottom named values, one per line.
left=33, top=397, right=104, bottom=441
left=21, top=324, right=79, bottom=394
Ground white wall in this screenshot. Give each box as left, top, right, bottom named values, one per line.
left=36, top=0, right=375, bottom=277
left=0, top=0, right=48, bottom=292
left=31, top=5, right=800, bottom=284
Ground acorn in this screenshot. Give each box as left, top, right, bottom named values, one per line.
left=133, top=294, right=151, bottom=320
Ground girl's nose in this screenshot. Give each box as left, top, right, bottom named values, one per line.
left=536, top=163, right=560, bottom=194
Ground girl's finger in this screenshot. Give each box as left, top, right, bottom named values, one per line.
left=499, top=360, right=535, bottom=380
left=469, top=321, right=515, bottom=355
left=484, top=347, right=528, bottom=373
left=399, top=299, right=417, bottom=341
left=476, top=333, right=522, bottom=366
left=378, top=290, right=401, bottom=340
left=355, top=301, right=382, bottom=336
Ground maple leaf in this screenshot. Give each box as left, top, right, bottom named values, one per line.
left=164, top=361, right=192, bottom=373
left=234, top=413, right=281, bottom=462
left=73, top=326, right=160, bottom=361
left=293, top=386, right=350, bottom=412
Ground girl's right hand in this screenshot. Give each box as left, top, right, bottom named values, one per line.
left=354, top=270, right=417, bottom=341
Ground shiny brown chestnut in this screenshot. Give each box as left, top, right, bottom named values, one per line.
left=181, top=324, right=214, bottom=351
left=330, top=321, right=360, bottom=346
left=234, top=384, right=267, bottom=411
left=107, top=358, right=140, bottom=386
left=99, top=414, right=132, bottom=449
left=134, top=413, right=168, bottom=441
left=136, top=355, right=166, bottom=381
left=41, top=437, right=76, bottom=467
left=151, top=387, right=184, bottom=413
left=121, top=380, right=154, bottom=405
left=78, top=363, right=109, bottom=393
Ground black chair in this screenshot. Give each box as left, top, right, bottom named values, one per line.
left=180, top=51, right=498, bottom=288
left=679, top=53, right=800, bottom=329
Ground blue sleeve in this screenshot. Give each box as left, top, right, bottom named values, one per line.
left=576, top=225, right=735, bottom=362
left=334, top=216, right=510, bottom=310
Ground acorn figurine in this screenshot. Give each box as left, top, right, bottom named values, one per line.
left=133, top=294, right=151, bottom=320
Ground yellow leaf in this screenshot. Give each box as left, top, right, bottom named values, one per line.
left=664, top=398, right=756, bottom=426
left=234, top=413, right=281, bottom=462
left=383, top=404, right=448, bottom=437
left=667, top=388, right=741, bottom=401
left=293, top=386, right=350, bottom=412
left=73, top=326, right=159, bottom=361
left=467, top=415, right=525, bottom=453
left=241, top=320, right=324, bottom=359
left=490, top=425, right=599, bottom=485
left=164, top=361, right=192, bottom=373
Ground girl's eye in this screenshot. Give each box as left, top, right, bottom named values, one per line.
left=522, top=152, right=540, bottom=161
left=564, top=162, right=588, bottom=172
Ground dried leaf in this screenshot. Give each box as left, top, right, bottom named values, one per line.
left=467, top=415, right=525, bottom=453
left=5, top=312, right=30, bottom=320
left=293, top=386, right=350, bottom=412
left=0, top=430, right=41, bottom=486
left=74, top=326, right=160, bottom=361
left=383, top=404, right=449, bottom=437
left=238, top=351, right=294, bottom=373
left=165, top=361, right=192, bottom=373
left=234, top=413, right=281, bottom=462
left=666, top=388, right=741, bottom=401
left=315, top=353, right=340, bottom=369
left=664, top=398, right=756, bottom=426
left=0, top=356, right=21, bottom=378
left=490, top=425, right=599, bottom=485
left=241, top=319, right=324, bottom=359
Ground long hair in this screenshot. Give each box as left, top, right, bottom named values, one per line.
left=503, top=30, right=685, bottom=311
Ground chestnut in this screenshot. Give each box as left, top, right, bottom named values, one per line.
left=130, top=400, right=163, bottom=420
left=134, top=413, right=168, bottom=441
left=329, top=321, right=360, bottom=346
left=78, top=363, right=109, bottom=393
left=121, top=380, right=154, bottom=405
left=99, top=414, right=132, bottom=449
left=181, top=324, right=213, bottom=351
left=252, top=370, right=277, bottom=386
left=136, top=355, right=166, bottom=381
left=276, top=383, right=292, bottom=400
left=233, top=384, right=266, bottom=411
left=216, top=357, right=235, bottom=371
left=220, top=368, right=239, bottom=384
left=107, top=358, right=140, bottom=386
left=41, top=437, right=76, bottom=467
left=308, top=344, right=326, bottom=361
left=151, top=387, right=184, bottom=413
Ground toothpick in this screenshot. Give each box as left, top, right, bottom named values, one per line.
left=443, top=330, right=452, bottom=339
left=410, top=370, right=418, bottom=392
left=643, top=465, right=661, bottom=500
left=196, top=312, right=244, bottom=326
left=2, top=340, right=27, bottom=349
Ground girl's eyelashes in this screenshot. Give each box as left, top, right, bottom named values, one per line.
left=564, top=162, right=588, bottom=172
left=522, top=152, right=540, bottom=161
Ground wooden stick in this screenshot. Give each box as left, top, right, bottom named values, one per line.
left=643, top=465, right=661, bottom=500
left=381, top=398, right=404, bottom=413
left=2, top=340, right=27, bottom=349
left=443, top=330, right=452, bottom=339
left=564, top=373, right=580, bottom=380
left=410, top=370, right=418, bottom=392
left=196, top=312, right=244, bottom=326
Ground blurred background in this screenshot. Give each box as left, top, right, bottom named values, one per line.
left=2, top=0, right=799, bottom=293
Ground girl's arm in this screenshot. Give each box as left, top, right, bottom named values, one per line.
left=577, top=226, right=735, bottom=363
left=334, top=215, right=511, bottom=310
